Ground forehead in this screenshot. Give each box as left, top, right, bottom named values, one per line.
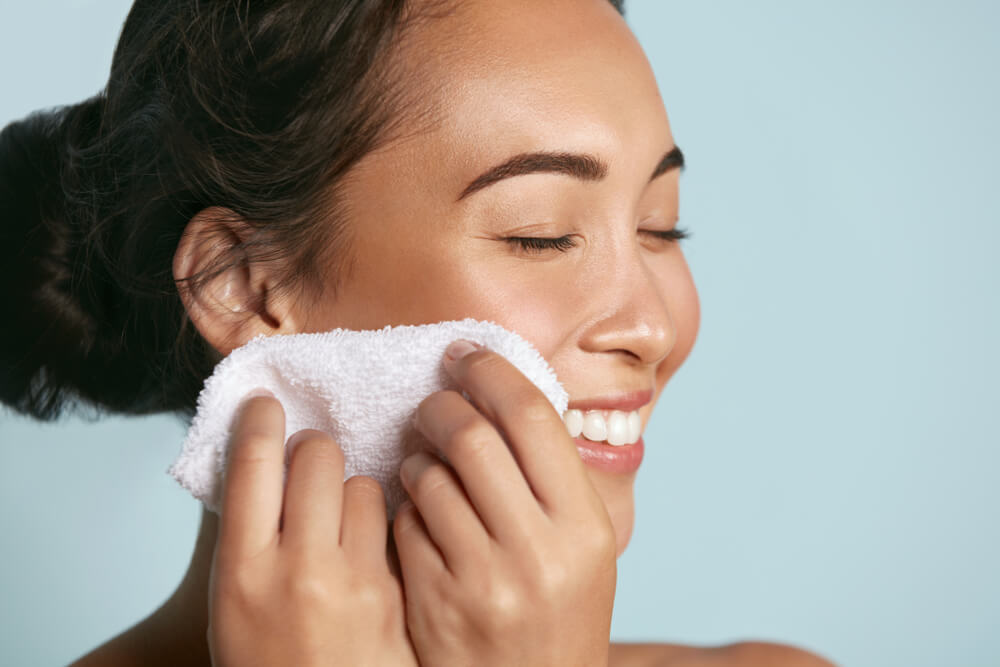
left=418, top=1, right=669, bottom=147
left=355, top=0, right=673, bottom=206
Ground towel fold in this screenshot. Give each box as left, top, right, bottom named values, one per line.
left=167, top=318, right=569, bottom=518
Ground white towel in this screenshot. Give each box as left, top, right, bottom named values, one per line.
left=167, top=318, right=569, bottom=518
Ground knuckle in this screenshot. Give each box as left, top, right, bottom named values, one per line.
left=285, top=571, right=335, bottom=609
left=213, top=562, right=262, bottom=613
left=228, top=434, right=276, bottom=467
left=573, top=498, right=618, bottom=550
left=516, top=399, right=556, bottom=427
left=344, top=475, right=384, bottom=499
left=410, top=462, right=452, bottom=500
left=598, top=525, right=617, bottom=557
left=516, top=542, right=567, bottom=598
left=349, top=578, right=389, bottom=615
left=589, top=514, right=618, bottom=557
left=464, top=348, right=503, bottom=374
left=392, top=504, right=420, bottom=535
left=535, top=559, right=571, bottom=600
left=446, top=416, right=495, bottom=456
left=573, top=526, right=617, bottom=570
left=481, top=581, right=524, bottom=632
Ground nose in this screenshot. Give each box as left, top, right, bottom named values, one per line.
left=578, top=243, right=675, bottom=367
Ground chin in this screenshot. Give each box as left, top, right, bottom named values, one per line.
left=588, top=469, right=637, bottom=558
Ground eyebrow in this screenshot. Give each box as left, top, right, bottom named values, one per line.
left=457, top=144, right=684, bottom=201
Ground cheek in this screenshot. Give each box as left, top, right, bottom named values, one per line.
left=413, top=257, right=580, bottom=352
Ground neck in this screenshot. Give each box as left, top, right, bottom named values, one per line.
left=143, top=507, right=218, bottom=665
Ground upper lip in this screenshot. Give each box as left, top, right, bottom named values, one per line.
left=565, top=388, right=653, bottom=412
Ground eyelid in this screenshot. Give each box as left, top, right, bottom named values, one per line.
left=642, top=227, right=690, bottom=242
left=504, top=235, right=578, bottom=253
left=504, top=227, right=690, bottom=254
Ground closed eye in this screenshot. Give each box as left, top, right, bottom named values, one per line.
left=505, top=227, right=690, bottom=254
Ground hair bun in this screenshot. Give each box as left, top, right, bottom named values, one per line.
left=0, top=96, right=109, bottom=420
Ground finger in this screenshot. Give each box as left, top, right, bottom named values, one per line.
left=392, top=500, right=448, bottom=580
left=413, top=391, right=541, bottom=545
left=386, top=531, right=403, bottom=580
left=340, top=476, right=389, bottom=567
left=218, top=391, right=286, bottom=560
left=398, top=451, right=491, bottom=569
left=441, top=341, right=591, bottom=512
left=280, top=429, right=345, bottom=552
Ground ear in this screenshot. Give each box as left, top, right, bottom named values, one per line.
left=173, top=206, right=303, bottom=357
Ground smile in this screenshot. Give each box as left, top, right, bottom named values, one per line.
left=561, top=409, right=642, bottom=446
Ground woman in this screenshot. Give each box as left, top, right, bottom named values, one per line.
left=1, top=0, right=834, bottom=664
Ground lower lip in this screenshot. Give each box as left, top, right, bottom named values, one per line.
left=573, top=435, right=645, bottom=474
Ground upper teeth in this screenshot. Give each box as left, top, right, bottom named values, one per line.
left=561, top=409, right=642, bottom=446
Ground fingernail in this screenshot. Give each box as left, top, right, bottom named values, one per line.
left=244, top=387, right=274, bottom=401
left=285, top=430, right=308, bottom=462
left=445, top=339, right=479, bottom=361
left=400, top=452, right=435, bottom=486
left=399, top=454, right=419, bottom=485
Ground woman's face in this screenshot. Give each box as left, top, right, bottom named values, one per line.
left=299, top=0, right=700, bottom=556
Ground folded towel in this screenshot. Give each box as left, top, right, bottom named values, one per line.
left=167, top=318, right=569, bottom=518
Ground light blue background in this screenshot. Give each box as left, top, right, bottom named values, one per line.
left=2, top=1, right=997, bottom=665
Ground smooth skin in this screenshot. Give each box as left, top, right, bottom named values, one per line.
left=70, top=0, right=836, bottom=665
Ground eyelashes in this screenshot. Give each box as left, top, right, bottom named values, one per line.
left=505, top=228, right=690, bottom=254
left=507, top=235, right=579, bottom=252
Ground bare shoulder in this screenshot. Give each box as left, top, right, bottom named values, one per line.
left=610, top=640, right=838, bottom=667
left=67, top=622, right=206, bottom=667
left=67, top=631, right=163, bottom=667
left=68, top=636, right=140, bottom=667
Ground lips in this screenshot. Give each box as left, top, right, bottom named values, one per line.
left=566, top=388, right=653, bottom=412
left=573, top=435, right=645, bottom=474
left=563, top=388, right=651, bottom=473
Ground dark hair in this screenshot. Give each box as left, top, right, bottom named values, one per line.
left=0, top=0, right=626, bottom=423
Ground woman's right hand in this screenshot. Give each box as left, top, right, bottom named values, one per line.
left=207, top=390, right=418, bottom=667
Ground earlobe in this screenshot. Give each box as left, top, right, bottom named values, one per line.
left=172, top=206, right=300, bottom=357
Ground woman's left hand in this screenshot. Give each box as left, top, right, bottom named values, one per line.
left=393, top=340, right=618, bottom=667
